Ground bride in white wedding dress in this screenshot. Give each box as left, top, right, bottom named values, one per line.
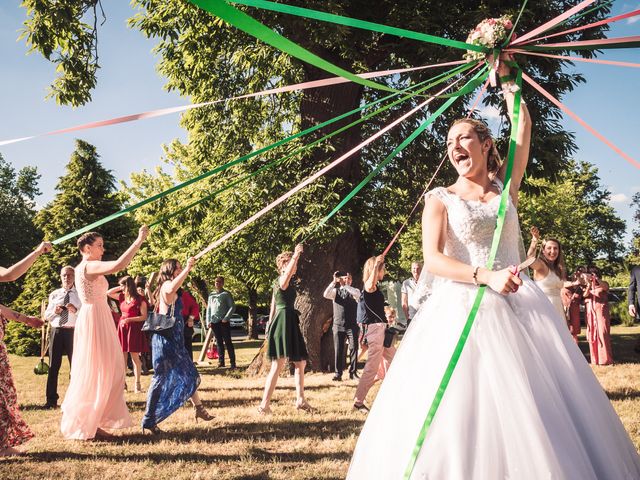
left=347, top=58, right=640, bottom=480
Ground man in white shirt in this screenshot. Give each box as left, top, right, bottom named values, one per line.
left=401, top=262, right=422, bottom=326
left=323, top=271, right=361, bottom=381
left=44, top=266, right=81, bottom=408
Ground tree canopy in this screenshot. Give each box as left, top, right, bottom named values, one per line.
left=14, top=139, right=135, bottom=315
left=19, top=0, right=617, bottom=368
left=0, top=154, right=41, bottom=306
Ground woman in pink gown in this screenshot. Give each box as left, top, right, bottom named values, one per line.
left=583, top=267, right=613, bottom=365
left=60, top=226, right=148, bottom=440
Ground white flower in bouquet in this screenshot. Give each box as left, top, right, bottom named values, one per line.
left=464, top=15, right=514, bottom=62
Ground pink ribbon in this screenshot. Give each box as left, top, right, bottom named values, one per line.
left=381, top=76, right=490, bottom=257
left=0, top=61, right=466, bottom=148
left=510, top=0, right=596, bottom=46
left=194, top=69, right=476, bottom=259
left=516, top=8, right=640, bottom=46
left=522, top=35, right=640, bottom=50
left=522, top=71, right=640, bottom=170
left=507, top=49, right=640, bottom=68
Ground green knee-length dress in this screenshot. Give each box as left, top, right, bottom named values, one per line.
left=267, top=280, right=308, bottom=361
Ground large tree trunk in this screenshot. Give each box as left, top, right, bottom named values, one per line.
left=246, top=285, right=259, bottom=340
left=247, top=56, right=367, bottom=374
left=295, top=63, right=365, bottom=371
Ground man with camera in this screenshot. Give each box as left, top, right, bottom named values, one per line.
left=43, top=266, right=81, bottom=409
left=323, top=271, right=361, bottom=381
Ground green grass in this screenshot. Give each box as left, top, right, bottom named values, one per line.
left=2, top=328, right=639, bottom=479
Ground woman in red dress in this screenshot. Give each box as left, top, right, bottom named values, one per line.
left=108, top=276, right=149, bottom=392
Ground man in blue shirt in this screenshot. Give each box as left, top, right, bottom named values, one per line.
left=206, top=276, right=236, bottom=368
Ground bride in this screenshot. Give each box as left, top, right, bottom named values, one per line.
left=347, top=56, right=640, bottom=479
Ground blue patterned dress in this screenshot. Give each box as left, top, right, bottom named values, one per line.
left=142, top=295, right=200, bottom=428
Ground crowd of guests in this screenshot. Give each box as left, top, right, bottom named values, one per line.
left=528, top=226, right=614, bottom=365
left=1, top=221, right=639, bottom=454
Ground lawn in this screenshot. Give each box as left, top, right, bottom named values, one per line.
left=2, top=327, right=639, bottom=479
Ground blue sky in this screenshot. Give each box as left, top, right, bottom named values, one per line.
left=0, top=2, right=638, bottom=244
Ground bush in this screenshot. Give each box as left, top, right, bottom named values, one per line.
left=4, top=320, right=40, bottom=356
left=610, top=301, right=634, bottom=327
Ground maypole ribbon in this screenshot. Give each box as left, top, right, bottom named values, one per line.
left=188, top=0, right=395, bottom=92
left=151, top=63, right=478, bottom=228
left=510, top=0, right=596, bottom=46
left=380, top=76, right=491, bottom=257
left=508, top=49, right=640, bottom=68
left=50, top=61, right=474, bottom=245
left=521, top=71, right=640, bottom=170
left=404, top=68, right=523, bottom=479
left=229, top=0, right=487, bottom=53
left=520, top=35, right=640, bottom=51
left=0, top=61, right=466, bottom=148
left=192, top=67, right=481, bottom=260
left=303, top=67, right=488, bottom=244
left=516, top=7, right=640, bottom=46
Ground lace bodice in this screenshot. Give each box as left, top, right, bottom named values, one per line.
left=425, top=180, right=523, bottom=272
left=75, top=261, right=109, bottom=304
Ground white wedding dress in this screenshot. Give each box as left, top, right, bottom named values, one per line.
left=348, top=183, right=640, bottom=479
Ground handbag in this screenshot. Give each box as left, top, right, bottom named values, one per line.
left=383, top=326, right=399, bottom=348
left=142, top=301, right=176, bottom=333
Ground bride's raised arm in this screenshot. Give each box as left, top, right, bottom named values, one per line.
left=496, top=55, right=531, bottom=207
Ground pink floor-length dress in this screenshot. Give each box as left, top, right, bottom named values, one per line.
left=60, top=261, right=133, bottom=439
left=584, top=285, right=613, bottom=366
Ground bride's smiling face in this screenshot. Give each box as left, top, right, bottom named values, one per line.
left=447, top=122, right=491, bottom=177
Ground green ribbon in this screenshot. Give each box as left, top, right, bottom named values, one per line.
left=229, top=0, right=488, bottom=53
left=303, top=67, right=489, bottom=241
left=150, top=62, right=477, bottom=228
left=53, top=61, right=473, bottom=243
left=502, top=0, right=529, bottom=47
left=188, top=0, right=396, bottom=93
left=403, top=67, right=523, bottom=479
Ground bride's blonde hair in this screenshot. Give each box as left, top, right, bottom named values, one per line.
left=450, top=118, right=502, bottom=176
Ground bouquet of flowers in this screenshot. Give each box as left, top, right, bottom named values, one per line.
left=464, top=16, right=514, bottom=61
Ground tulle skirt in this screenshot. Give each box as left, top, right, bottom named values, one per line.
left=347, top=276, right=640, bottom=479
left=61, top=302, right=133, bottom=439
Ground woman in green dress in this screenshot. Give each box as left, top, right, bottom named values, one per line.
left=258, top=244, right=312, bottom=414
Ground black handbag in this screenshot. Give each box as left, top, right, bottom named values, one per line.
left=383, top=326, right=399, bottom=348
left=142, top=301, right=176, bottom=333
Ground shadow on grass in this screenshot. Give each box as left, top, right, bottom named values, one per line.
left=577, top=332, right=640, bottom=365
left=606, top=388, right=640, bottom=401
left=6, top=448, right=351, bottom=466
left=78, top=417, right=364, bottom=447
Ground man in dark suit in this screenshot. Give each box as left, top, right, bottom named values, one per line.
left=629, top=265, right=640, bottom=352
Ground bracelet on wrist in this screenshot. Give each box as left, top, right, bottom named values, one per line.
left=472, top=266, right=481, bottom=286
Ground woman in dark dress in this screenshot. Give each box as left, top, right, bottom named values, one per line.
left=141, top=257, right=213, bottom=434
left=258, top=244, right=312, bottom=414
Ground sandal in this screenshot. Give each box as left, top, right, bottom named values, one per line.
left=352, top=402, right=370, bottom=413
left=257, top=405, right=272, bottom=415
left=295, top=400, right=315, bottom=413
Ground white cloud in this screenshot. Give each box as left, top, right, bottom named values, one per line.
left=610, top=193, right=630, bottom=203
left=477, top=105, right=501, bottom=120
left=627, top=16, right=640, bottom=25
